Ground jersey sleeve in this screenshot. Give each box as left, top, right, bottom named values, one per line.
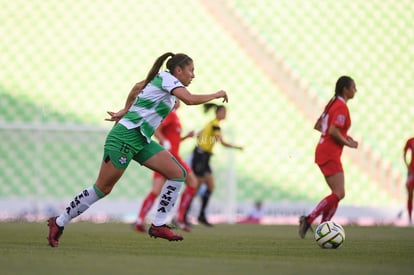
left=331, top=105, right=348, bottom=129
left=162, top=73, right=184, bottom=94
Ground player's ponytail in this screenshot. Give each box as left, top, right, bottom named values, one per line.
left=321, top=96, right=337, bottom=119
left=143, top=52, right=193, bottom=89
left=322, top=75, right=354, bottom=118
left=314, top=75, right=353, bottom=131
left=314, top=96, right=337, bottom=131
left=143, top=52, right=174, bottom=88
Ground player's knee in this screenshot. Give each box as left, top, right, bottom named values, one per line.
left=168, top=163, right=187, bottom=182
left=178, top=168, right=187, bottom=181
left=185, top=172, right=198, bottom=188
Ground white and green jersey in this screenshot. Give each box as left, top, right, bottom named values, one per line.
left=119, top=71, right=183, bottom=142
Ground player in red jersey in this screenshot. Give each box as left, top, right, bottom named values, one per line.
left=299, top=76, right=358, bottom=238
left=403, top=137, right=414, bottom=225
left=133, top=100, right=197, bottom=232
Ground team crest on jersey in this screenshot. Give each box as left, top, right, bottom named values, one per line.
left=119, top=155, right=127, bottom=165
left=336, top=114, right=345, bottom=125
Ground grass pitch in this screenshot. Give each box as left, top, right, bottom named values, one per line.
left=0, top=221, right=413, bottom=275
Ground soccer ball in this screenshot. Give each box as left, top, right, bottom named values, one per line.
left=314, top=221, right=345, bottom=249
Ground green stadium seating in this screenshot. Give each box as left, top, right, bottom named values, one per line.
left=1, top=0, right=412, bottom=220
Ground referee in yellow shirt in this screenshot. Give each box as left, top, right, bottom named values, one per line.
left=190, top=103, right=243, bottom=226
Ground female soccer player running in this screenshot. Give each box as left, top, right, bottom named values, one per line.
left=299, top=76, right=358, bottom=238
left=47, top=52, right=228, bottom=247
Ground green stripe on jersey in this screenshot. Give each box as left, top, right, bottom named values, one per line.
left=140, top=120, right=154, bottom=139
left=151, top=75, right=163, bottom=89
left=118, top=71, right=180, bottom=141
left=156, top=101, right=172, bottom=118
left=136, top=97, right=156, bottom=109
left=123, top=112, right=143, bottom=124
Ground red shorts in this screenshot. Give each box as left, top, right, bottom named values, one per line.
left=317, top=160, right=343, bottom=177
left=153, top=154, right=192, bottom=179
left=406, top=172, right=414, bottom=189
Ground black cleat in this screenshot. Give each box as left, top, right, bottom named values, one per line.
left=299, top=215, right=312, bottom=239
left=198, top=216, right=213, bottom=227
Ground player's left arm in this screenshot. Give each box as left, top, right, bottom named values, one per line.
left=328, top=126, right=357, bottom=148
left=217, top=134, right=243, bottom=150
left=328, top=108, right=358, bottom=149
left=105, top=80, right=145, bottom=122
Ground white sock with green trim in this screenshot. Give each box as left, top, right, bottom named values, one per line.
left=56, top=184, right=105, bottom=227
left=152, top=180, right=183, bottom=226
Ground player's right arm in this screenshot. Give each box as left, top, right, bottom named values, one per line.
left=172, top=87, right=228, bottom=105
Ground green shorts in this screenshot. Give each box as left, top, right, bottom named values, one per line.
left=103, top=123, right=164, bottom=169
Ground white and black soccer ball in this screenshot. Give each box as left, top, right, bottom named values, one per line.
left=314, top=221, right=345, bottom=249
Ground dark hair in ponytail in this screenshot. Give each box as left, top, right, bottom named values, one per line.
left=335, top=75, right=354, bottom=97
left=203, top=103, right=225, bottom=114
left=143, top=52, right=193, bottom=88
left=322, top=75, right=354, bottom=117
left=166, top=53, right=192, bottom=72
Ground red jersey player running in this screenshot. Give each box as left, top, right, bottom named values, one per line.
left=134, top=100, right=197, bottom=232
left=299, top=76, right=358, bottom=238
left=403, top=137, right=414, bottom=225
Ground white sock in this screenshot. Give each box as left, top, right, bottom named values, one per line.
left=56, top=185, right=105, bottom=227
left=152, top=180, right=183, bottom=226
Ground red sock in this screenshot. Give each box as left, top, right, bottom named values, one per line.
left=308, top=193, right=339, bottom=224
left=177, top=186, right=196, bottom=222
left=408, top=198, right=413, bottom=223
left=321, top=194, right=339, bottom=222
left=137, top=192, right=157, bottom=223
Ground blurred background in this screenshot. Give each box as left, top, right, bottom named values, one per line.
left=1, top=0, right=413, bottom=225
